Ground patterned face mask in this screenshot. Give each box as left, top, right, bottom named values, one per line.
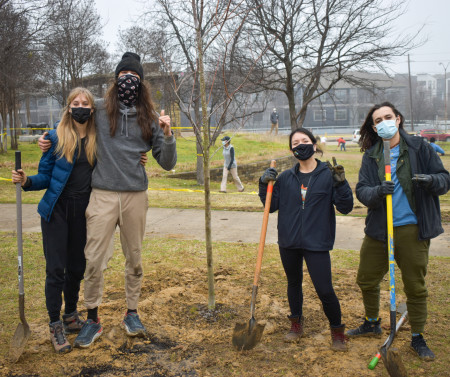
left=117, top=74, right=140, bottom=107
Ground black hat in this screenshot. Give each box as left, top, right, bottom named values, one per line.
left=221, top=136, right=231, bottom=141
left=115, top=52, right=144, bottom=80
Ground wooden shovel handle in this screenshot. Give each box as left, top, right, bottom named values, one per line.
left=253, top=160, right=276, bottom=286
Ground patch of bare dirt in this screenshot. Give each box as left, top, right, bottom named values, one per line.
left=0, top=264, right=443, bottom=377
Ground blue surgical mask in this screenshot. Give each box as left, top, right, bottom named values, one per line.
left=375, top=119, right=398, bottom=139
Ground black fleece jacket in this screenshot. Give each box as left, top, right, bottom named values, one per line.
left=356, top=129, right=450, bottom=241
left=259, top=160, right=353, bottom=251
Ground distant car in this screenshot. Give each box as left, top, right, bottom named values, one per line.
left=352, top=129, right=360, bottom=143
left=419, top=129, right=450, bottom=142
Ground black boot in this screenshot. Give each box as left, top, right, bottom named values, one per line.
left=411, top=334, right=435, bottom=361
left=346, top=318, right=382, bottom=338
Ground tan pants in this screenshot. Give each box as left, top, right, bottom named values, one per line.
left=83, top=188, right=148, bottom=310
left=220, top=167, right=244, bottom=192
left=270, top=122, right=278, bottom=135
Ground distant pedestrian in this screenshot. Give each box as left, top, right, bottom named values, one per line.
left=220, top=136, right=244, bottom=193
left=429, top=137, right=445, bottom=156
left=320, top=135, right=327, bottom=146
left=269, top=108, right=279, bottom=135
left=337, top=137, right=346, bottom=151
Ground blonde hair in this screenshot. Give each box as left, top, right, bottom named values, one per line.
left=55, top=87, right=97, bottom=165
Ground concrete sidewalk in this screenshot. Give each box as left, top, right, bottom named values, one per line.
left=0, top=204, right=448, bottom=256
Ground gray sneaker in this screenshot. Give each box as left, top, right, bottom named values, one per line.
left=122, top=312, right=147, bottom=337
left=62, top=311, right=85, bottom=334
left=49, top=321, right=72, bottom=353
left=73, top=319, right=103, bottom=348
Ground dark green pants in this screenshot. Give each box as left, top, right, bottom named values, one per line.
left=357, top=224, right=430, bottom=333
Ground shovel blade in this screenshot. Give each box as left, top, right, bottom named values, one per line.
left=9, top=322, right=31, bottom=363
left=232, top=317, right=265, bottom=351
left=380, top=347, right=408, bottom=377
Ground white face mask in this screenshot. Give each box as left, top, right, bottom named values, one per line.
left=222, top=141, right=227, bottom=146
left=375, top=119, right=398, bottom=139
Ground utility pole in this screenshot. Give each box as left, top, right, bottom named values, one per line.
left=407, top=55, right=414, bottom=132
left=439, top=62, right=449, bottom=132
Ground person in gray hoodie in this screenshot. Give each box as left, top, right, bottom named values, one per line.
left=39, top=52, right=177, bottom=348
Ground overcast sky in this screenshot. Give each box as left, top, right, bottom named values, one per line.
left=95, top=0, right=450, bottom=75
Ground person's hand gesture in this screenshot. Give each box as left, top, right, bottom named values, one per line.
left=326, top=157, right=346, bottom=187
left=12, top=169, right=27, bottom=186
left=158, top=109, right=171, bottom=136
left=38, top=132, right=51, bottom=153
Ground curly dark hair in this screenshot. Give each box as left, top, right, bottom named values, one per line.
left=104, top=79, right=158, bottom=141
left=359, top=102, right=404, bottom=152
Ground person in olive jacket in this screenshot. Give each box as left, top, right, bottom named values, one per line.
left=259, top=127, right=353, bottom=351
left=347, top=102, right=450, bottom=361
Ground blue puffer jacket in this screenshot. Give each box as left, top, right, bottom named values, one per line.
left=24, top=130, right=77, bottom=222
left=259, top=161, right=354, bottom=251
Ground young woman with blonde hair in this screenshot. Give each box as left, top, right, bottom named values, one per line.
left=12, top=87, right=97, bottom=354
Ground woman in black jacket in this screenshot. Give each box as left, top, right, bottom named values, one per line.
left=259, top=128, right=353, bottom=351
left=346, top=102, right=450, bottom=361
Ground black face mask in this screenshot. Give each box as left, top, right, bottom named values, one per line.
left=71, top=107, right=92, bottom=124
left=292, top=143, right=315, bottom=161
left=117, top=74, right=140, bottom=107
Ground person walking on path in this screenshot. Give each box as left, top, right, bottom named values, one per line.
left=337, top=137, right=346, bottom=151
left=12, top=87, right=97, bottom=354
left=220, top=136, right=244, bottom=193
left=347, top=102, right=450, bottom=361
left=39, top=52, right=177, bottom=348
left=259, top=127, right=353, bottom=351
left=429, top=137, right=445, bottom=156
left=269, top=108, right=279, bottom=135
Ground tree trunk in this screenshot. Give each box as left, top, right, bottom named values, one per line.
left=285, top=62, right=298, bottom=130
left=193, top=1, right=215, bottom=310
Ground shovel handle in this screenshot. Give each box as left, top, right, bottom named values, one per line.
left=15, top=151, right=24, bottom=296
left=253, top=160, right=276, bottom=287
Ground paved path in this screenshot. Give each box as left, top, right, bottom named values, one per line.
left=0, top=204, right=448, bottom=256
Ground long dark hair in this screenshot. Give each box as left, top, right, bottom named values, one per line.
left=104, top=79, right=158, bottom=141
left=359, top=102, right=404, bottom=152
left=289, top=127, right=323, bottom=155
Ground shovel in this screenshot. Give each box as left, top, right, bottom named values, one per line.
left=379, top=141, right=407, bottom=377
left=9, top=151, right=31, bottom=363
left=232, top=160, right=276, bottom=351
left=368, top=302, right=408, bottom=370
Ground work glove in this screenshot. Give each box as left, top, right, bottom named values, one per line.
left=412, top=174, right=433, bottom=189
left=377, top=181, right=395, bottom=196
left=326, top=157, right=346, bottom=187
left=261, top=167, right=278, bottom=184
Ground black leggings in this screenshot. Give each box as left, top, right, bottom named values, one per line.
left=41, top=195, right=89, bottom=323
left=279, top=247, right=342, bottom=327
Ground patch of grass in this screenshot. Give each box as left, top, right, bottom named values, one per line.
left=1, top=135, right=449, bottom=216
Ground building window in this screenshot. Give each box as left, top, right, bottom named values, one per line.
left=314, top=110, right=326, bottom=121
left=334, top=109, right=347, bottom=121
left=335, top=89, right=347, bottom=102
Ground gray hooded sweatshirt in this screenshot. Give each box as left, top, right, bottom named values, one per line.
left=91, top=100, right=177, bottom=191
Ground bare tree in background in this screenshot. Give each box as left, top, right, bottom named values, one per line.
left=241, top=0, right=421, bottom=130
left=0, top=0, right=47, bottom=151
left=41, top=0, right=110, bottom=106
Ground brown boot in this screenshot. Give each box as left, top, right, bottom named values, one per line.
left=330, top=324, right=348, bottom=352
left=49, top=321, right=72, bottom=353
left=284, top=315, right=304, bottom=342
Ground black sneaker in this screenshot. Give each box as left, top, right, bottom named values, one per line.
left=73, top=319, right=103, bottom=348
left=122, top=312, right=147, bottom=337
left=411, top=334, right=435, bottom=361
left=346, top=318, right=382, bottom=338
